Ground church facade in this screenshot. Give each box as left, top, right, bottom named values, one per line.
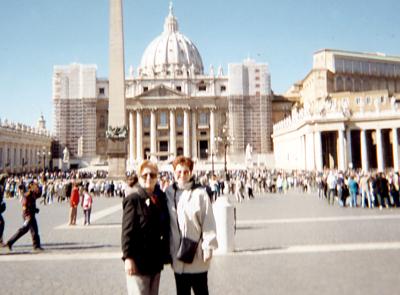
left=53, top=5, right=273, bottom=170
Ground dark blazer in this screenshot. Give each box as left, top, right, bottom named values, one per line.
left=121, top=184, right=170, bottom=275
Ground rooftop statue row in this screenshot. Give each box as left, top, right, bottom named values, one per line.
left=273, top=95, right=399, bottom=132
left=0, top=118, right=52, bottom=137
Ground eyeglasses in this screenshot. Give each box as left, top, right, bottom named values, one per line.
left=140, top=173, right=157, bottom=179
left=175, top=170, right=191, bottom=176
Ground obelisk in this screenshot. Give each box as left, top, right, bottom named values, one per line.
left=107, top=0, right=127, bottom=179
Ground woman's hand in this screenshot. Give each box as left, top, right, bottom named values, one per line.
left=124, top=258, right=138, bottom=276
left=203, top=249, right=213, bottom=262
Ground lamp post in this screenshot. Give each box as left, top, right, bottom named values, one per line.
left=205, top=148, right=215, bottom=176
left=37, top=148, right=51, bottom=172
left=218, top=125, right=234, bottom=179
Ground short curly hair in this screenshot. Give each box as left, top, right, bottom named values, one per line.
left=138, top=160, right=159, bottom=176
left=172, top=156, right=194, bottom=172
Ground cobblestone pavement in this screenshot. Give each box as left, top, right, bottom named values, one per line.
left=1, top=191, right=400, bottom=294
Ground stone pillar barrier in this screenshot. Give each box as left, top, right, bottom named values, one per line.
left=213, top=196, right=235, bottom=254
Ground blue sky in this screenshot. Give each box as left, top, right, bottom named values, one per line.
left=1, top=0, right=399, bottom=130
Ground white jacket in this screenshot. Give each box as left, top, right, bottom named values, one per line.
left=166, top=182, right=218, bottom=274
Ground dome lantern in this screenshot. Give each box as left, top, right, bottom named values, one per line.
left=138, top=3, right=204, bottom=77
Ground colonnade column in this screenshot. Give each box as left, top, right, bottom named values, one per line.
left=305, top=132, right=315, bottom=170
left=301, top=135, right=306, bottom=170
left=209, top=109, right=215, bottom=154
left=24, top=146, right=28, bottom=170
left=10, top=146, right=14, bottom=170
left=314, top=131, right=323, bottom=171
left=136, top=110, right=143, bottom=161
left=360, top=129, right=369, bottom=171
left=129, top=111, right=136, bottom=165
left=2, top=144, right=7, bottom=170
left=346, top=129, right=352, bottom=168
left=376, top=128, right=384, bottom=172
left=191, top=111, right=197, bottom=160
left=183, top=109, right=190, bottom=157
left=150, top=110, right=157, bottom=161
left=393, top=128, right=399, bottom=171
left=28, top=147, right=31, bottom=168
left=338, top=129, right=346, bottom=171
left=169, top=109, right=176, bottom=160
left=0, top=145, right=3, bottom=169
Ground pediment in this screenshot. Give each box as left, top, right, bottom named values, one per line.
left=137, top=84, right=185, bottom=99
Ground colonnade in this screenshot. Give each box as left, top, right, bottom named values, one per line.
left=0, top=143, right=51, bottom=173
left=312, top=127, right=400, bottom=172
left=128, top=107, right=216, bottom=163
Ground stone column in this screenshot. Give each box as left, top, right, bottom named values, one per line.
left=305, top=132, right=315, bottom=170
left=338, top=129, right=346, bottom=171
left=210, top=109, right=215, bottom=153
left=29, top=147, right=33, bottom=168
left=314, top=131, right=323, bottom=171
left=129, top=112, right=135, bottom=165
left=136, top=110, right=143, bottom=161
left=361, top=129, right=369, bottom=171
left=169, top=109, right=176, bottom=159
left=376, top=128, right=384, bottom=172
left=108, top=0, right=127, bottom=178
left=2, top=144, right=7, bottom=170
left=150, top=110, right=157, bottom=161
left=346, top=129, right=352, bottom=169
left=10, top=146, right=14, bottom=171
left=301, top=135, right=306, bottom=170
left=191, top=111, right=198, bottom=160
left=392, top=128, right=399, bottom=171
left=183, top=109, right=190, bottom=157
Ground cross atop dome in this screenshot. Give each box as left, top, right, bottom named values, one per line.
left=164, top=1, right=178, bottom=33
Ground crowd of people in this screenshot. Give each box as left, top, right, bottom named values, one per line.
left=1, top=161, right=400, bottom=294
left=316, top=169, right=400, bottom=208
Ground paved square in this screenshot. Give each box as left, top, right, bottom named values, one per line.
left=1, top=191, right=400, bottom=294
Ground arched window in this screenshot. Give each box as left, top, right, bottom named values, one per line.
left=354, top=78, right=361, bottom=92
left=363, top=79, right=371, bottom=91
left=336, top=77, right=344, bottom=92
left=345, top=77, right=353, bottom=91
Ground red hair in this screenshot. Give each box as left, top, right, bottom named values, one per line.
left=172, top=156, right=194, bottom=172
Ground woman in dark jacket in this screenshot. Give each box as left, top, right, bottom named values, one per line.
left=0, top=174, right=7, bottom=246
left=121, top=160, right=170, bottom=295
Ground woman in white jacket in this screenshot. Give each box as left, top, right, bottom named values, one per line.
left=165, top=156, right=218, bottom=295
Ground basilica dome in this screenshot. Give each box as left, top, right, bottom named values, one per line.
left=139, top=4, right=204, bottom=77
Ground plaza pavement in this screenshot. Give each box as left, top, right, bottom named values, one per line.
left=1, top=190, right=400, bottom=295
